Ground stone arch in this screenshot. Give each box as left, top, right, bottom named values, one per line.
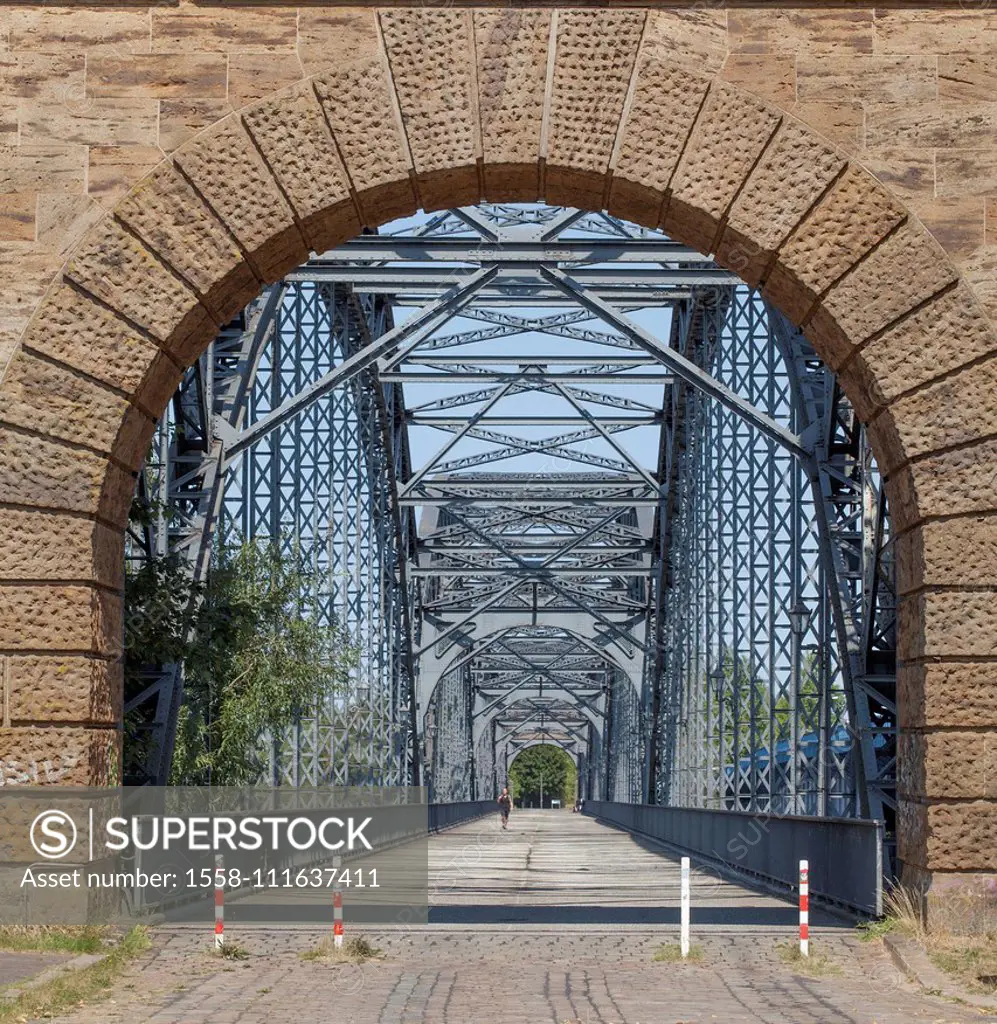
left=1, top=8, right=994, bottom=905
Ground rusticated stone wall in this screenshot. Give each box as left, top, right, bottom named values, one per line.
left=0, top=4, right=996, bottom=921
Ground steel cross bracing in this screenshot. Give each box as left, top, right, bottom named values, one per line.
left=125, top=203, right=894, bottom=855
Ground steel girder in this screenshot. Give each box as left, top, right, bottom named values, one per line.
left=125, top=203, right=894, bottom=851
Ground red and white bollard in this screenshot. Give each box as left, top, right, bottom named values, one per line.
left=799, top=859, right=809, bottom=958
left=333, top=854, right=344, bottom=949
left=214, top=854, right=225, bottom=950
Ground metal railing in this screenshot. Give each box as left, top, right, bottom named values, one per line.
left=585, top=800, right=882, bottom=916
left=430, top=800, right=498, bottom=832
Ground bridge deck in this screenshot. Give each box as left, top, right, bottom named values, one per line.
left=428, top=810, right=829, bottom=928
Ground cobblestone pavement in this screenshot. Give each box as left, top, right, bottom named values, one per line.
left=36, top=814, right=997, bottom=1023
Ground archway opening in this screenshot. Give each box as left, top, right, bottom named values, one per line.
left=122, top=203, right=895, bottom=879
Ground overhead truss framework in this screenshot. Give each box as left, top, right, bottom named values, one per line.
left=125, top=204, right=896, bottom=863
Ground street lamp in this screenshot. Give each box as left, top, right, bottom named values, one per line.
left=787, top=600, right=811, bottom=813
left=789, top=600, right=812, bottom=638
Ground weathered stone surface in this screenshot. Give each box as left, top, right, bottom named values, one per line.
left=717, top=119, right=844, bottom=285
left=0, top=193, right=35, bottom=242
left=938, top=56, right=997, bottom=103
left=158, top=99, right=232, bottom=154
left=380, top=10, right=481, bottom=212
left=797, top=56, right=936, bottom=104
left=7, top=9, right=148, bottom=54
left=897, top=517, right=997, bottom=595
left=65, top=216, right=215, bottom=364
left=0, top=726, right=119, bottom=786
left=808, top=222, right=957, bottom=371
left=87, top=144, right=163, bottom=207
left=151, top=7, right=298, bottom=54
left=474, top=9, right=548, bottom=201
left=0, top=509, right=121, bottom=588
left=855, top=147, right=934, bottom=204
left=227, top=52, right=304, bottom=110
left=900, top=731, right=997, bottom=801
left=87, top=54, right=227, bottom=99
left=642, top=10, right=726, bottom=74
left=173, top=117, right=307, bottom=284
left=0, top=585, right=121, bottom=655
left=19, top=283, right=180, bottom=418
left=870, top=355, right=997, bottom=475
left=313, top=54, right=416, bottom=228
left=866, top=102, right=997, bottom=150
left=845, top=285, right=997, bottom=414
left=7, top=655, right=121, bottom=725
left=899, top=800, right=997, bottom=873
left=721, top=55, right=796, bottom=111
left=0, top=426, right=133, bottom=525
left=889, top=436, right=997, bottom=532
left=0, top=142, right=85, bottom=194
left=665, top=83, right=781, bottom=255
left=19, top=97, right=158, bottom=147
left=545, top=10, right=645, bottom=211
left=729, top=11, right=874, bottom=55
left=0, top=349, right=151, bottom=466
left=764, top=166, right=907, bottom=324
left=936, top=149, right=997, bottom=200
left=899, top=662, right=997, bottom=730
left=244, top=87, right=360, bottom=253
left=115, top=163, right=257, bottom=324
left=874, top=10, right=997, bottom=55
left=899, top=591, right=997, bottom=661
left=608, top=59, right=710, bottom=227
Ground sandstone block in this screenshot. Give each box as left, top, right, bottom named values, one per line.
left=243, top=87, right=360, bottom=254
left=0, top=585, right=121, bottom=656
left=7, top=9, right=149, bottom=54
left=380, top=10, right=481, bottom=211
left=797, top=55, right=936, bottom=104
left=845, top=284, right=997, bottom=413
left=900, top=731, right=997, bottom=801
left=866, top=102, right=997, bottom=150
left=608, top=59, right=710, bottom=227
left=65, top=216, right=215, bottom=365
left=721, top=55, right=796, bottom=111
left=642, top=10, right=726, bottom=74
left=937, top=149, right=997, bottom=200
left=151, top=8, right=297, bottom=54
left=87, top=54, right=226, bottom=99
left=87, top=145, right=163, bottom=207
left=898, top=591, right=997, bottom=661
left=0, top=143, right=85, bottom=194
left=174, top=117, right=307, bottom=283
left=0, top=726, right=119, bottom=786
left=313, top=57, right=416, bottom=227
left=227, top=53, right=304, bottom=110
left=0, top=427, right=134, bottom=526
left=0, top=193, right=35, bottom=242
left=791, top=101, right=863, bottom=152
left=889, top=436, right=997, bottom=531
left=808, top=223, right=957, bottom=370
left=474, top=9, right=548, bottom=201
left=899, top=662, right=997, bottom=730
left=897, top=517, right=997, bottom=596
left=938, top=56, right=997, bottom=103
left=19, top=97, right=158, bottom=148
left=717, top=119, right=844, bottom=285
left=7, top=655, right=121, bottom=725
left=158, top=99, right=232, bottom=155
left=0, top=509, right=121, bottom=588
left=729, top=11, right=874, bottom=55
left=545, top=10, right=645, bottom=211
left=19, top=283, right=181, bottom=418
left=297, top=9, right=381, bottom=73
left=874, top=10, right=997, bottom=55
left=666, top=83, right=781, bottom=256
left=764, top=165, right=906, bottom=324
left=116, top=163, right=257, bottom=324
left=869, top=355, right=997, bottom=475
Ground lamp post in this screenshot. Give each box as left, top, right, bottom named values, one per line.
left=788, top=600, right=811, bottom=814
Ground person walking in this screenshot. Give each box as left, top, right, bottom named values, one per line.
left=497, top=786, right=513, bottom=830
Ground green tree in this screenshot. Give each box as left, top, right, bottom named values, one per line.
left=124, top=538, right=357, bottom=786
left=508, top=744, right=577, bottom=807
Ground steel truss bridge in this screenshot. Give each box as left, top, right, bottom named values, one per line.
left=125, top=204, right=897, bottom=866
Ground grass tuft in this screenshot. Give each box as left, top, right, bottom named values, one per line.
left=777, top=940, right=841, bottom=977
left=0, top=926, right=108, bottom=955
left=0, top=925, right=150, bottom=1024
left=212, top=941, right=250, bottom=961
left=653, top=942, right=704, bottom=963
left=882, top=884, right=927, bottom=940
left=300, top=935, right=383, bottom=964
